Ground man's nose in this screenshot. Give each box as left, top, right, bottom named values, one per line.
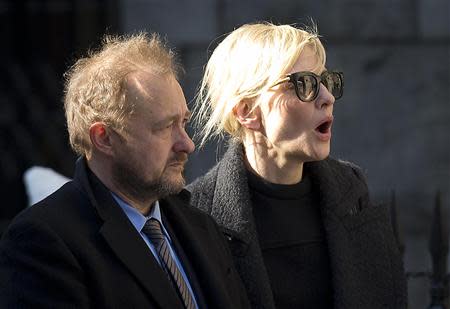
left=174, top=127, right=195, bottom=154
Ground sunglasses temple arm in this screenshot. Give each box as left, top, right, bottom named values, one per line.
left=271, top=77, right=290, bottom=87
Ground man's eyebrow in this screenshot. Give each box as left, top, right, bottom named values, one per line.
left=154, top=111, right=191, bottom=127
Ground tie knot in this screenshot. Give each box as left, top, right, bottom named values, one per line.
left=143, top=218, right=164, bottom=242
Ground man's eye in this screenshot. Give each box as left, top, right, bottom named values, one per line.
left=162, top=122, right=174, bottom=129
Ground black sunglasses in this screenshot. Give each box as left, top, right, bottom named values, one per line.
left=273, top=71, right=344, bottom=102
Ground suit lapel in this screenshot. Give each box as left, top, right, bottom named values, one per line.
left=99, top=221, right=183, bottom=309
left=160, top=210, right=208, bottom=309
left=161, top=196, right=234, bottom=309
left=73, top=158, right=183, bottom=309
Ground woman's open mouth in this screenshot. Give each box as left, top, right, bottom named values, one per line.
left=314, top=116, right=333, bottom=141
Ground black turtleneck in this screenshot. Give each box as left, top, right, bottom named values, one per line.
left=247, top=169, right=333, bottom=309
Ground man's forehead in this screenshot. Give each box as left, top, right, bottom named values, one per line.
left=125, top=71, right=159, bottom=101
left=124, top=71, right=177, bottom=111
left=124, top=71, right=188, bottom=118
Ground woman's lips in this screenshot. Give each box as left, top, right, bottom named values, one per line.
left=314, top=116, right=333, bottom=141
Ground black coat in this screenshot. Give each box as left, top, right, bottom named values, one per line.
left=0, top=158, right=250, bottom=309
left=188, top=142, right=407, bottom=309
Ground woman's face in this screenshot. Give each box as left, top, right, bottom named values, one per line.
left=258, top=46, right=336, bottom=163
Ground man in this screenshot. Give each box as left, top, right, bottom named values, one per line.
left=0, top=32, right=249, bottom=308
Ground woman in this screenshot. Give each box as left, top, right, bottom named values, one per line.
left=188, top=23, right=406, bottom=308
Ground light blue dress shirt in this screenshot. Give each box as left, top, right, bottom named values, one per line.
left=111, top=193, right=199, bottom=309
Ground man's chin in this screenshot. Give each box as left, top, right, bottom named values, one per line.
left=157, top=175, right=186, bottom=197
left=171, top=177, right=186, bottom=193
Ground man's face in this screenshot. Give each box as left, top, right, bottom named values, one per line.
left=111, top=72, right=195, bottom=203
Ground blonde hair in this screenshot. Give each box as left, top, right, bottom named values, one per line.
left=64, top=32, right=180, bottom=156
left=194, top=22, right=326, bottom=147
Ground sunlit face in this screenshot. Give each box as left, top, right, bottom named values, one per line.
left=111, top=72, right=195, bottom=203
left=258, top=46, right=335, bottom=162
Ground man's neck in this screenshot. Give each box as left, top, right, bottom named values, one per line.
left=87, top=158, right=156, bottom=215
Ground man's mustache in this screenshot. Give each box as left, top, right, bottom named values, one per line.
left=170, top=153, right=188, bottom=165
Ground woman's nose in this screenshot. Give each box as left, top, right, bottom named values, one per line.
left=315, top=83, right=335, bottom=109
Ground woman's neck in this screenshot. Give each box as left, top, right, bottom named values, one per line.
left=243, top=138, right=304, bottom=185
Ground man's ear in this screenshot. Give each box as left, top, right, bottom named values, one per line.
left=89, top=122, right=115, bottom=156
left=233, top=100, right=261, bottom=131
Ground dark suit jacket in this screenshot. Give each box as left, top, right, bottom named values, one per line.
left=188, top=142, right=407, bottom=309
left=0, top=158, right=249, bottom=308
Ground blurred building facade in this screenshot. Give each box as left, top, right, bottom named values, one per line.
left=1, top=0, right=449, bottom=307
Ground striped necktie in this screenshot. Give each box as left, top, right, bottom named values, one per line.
left=143, top=218, right=195, bottom=309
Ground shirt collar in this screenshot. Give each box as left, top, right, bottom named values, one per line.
left=111, top=192, right=162, bottom=232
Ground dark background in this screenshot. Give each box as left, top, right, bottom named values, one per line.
left=1, top=0, right=449, bottom=307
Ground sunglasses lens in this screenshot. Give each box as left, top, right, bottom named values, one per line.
left=295, top=74, right=318, bottom=101
left=323, top=72, right=343, bottom=99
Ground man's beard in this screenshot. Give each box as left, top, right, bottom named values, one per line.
left=111, top=156, right=186, bottom=204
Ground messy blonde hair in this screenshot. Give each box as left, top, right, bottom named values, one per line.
left=194, top=22, right=326, bottom=147
left=64, top=32, right=180, bottom=156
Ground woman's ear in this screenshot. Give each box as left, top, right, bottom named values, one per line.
left=233, top=100, right=261, bottom=131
